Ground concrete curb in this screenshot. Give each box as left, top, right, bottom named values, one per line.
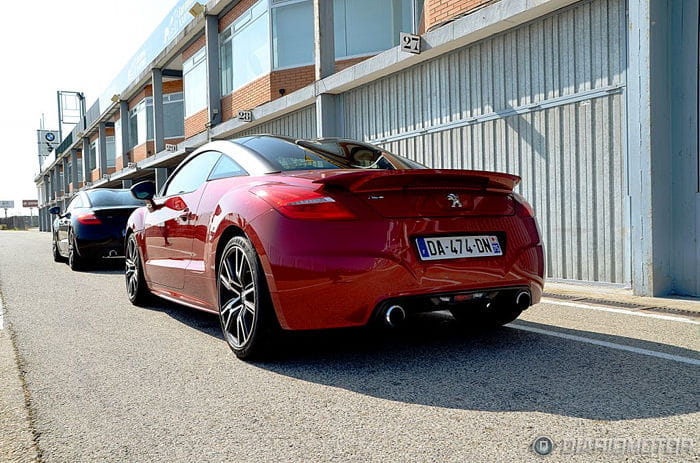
left=543, top=281, right=700, bottom=315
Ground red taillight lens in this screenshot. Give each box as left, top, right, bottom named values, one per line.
left=513, top=193, right=535, bottom=217
left=76, top=212, right=102, bottom=225
left=251, top=185, right=356, bottom=220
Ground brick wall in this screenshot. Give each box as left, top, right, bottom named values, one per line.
left=424, top=0, right=496, bottom=30
left=219, top=56, right=375, bottom=124
left=219, top=0, right=258, bottom=31
left=270, top=65, right=315, bottom=99
left=163, top=80, right=183, bottom=93
left=131, top=142, right=155, bottom=163
left=184, top=109, right=208, bottom=138
left=221, top=74, right=275, bottom=122
left=183, top=35, right=205, bottom=61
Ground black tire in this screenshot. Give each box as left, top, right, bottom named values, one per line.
left=450, top=301, right=522, bottom=329
left=52, top=236, right=64, bottom=262
left=68, top=231, right=87, bottom=271
left=217, top=236, right=276, bottom=360
left=125, top=234, right=151, bottom=306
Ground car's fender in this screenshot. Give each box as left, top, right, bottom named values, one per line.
left=206, top=190, right=285, bottom=324
left=126, top=206, right=148, bottom=234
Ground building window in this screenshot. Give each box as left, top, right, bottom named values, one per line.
left=76, top=157, right=83, bottom=182
left=220, top=0, right=271, bottom=95
left=334, top=0, right=414, bottom=58
left=89, top=141, right=97, bottom=171
left=115, top=118, right=123, bottom=159
left=184, top=48, right=208, bottom=117
left=106, top=136, right=116, bottom=168
left=129, top=98, right=154, bottom=148
left=164, top=92, right=185, bottom=138
left=272, top=0, right=314, bottom=69
left=269, top=0, right=416, bottom=70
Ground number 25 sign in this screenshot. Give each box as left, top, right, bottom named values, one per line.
left=400, top=32, right=421, bottom=54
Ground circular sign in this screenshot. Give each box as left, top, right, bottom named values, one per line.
left=45, top=132, right=56, bottom=142
left=532, top=436, right=554, bottom=456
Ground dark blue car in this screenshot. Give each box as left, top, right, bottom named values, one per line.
left=50, top=189, right=144, bottom=270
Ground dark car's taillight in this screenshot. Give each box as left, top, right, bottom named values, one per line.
left=76, top=213, right=103, bottom=225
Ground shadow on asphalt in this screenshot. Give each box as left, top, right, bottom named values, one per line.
left=131, top=297, right=699, bottom=422
left=251, top=312, right=699, bottom=421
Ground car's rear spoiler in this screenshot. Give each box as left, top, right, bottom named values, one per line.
left=312, top=169, right=521, bottom=193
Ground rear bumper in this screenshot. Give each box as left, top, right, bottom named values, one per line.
left=75, top=236, right=126, bottom=258
left=250, top=211, right=545, bottom=330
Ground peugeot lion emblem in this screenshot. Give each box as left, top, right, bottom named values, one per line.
left=447, top=193, right=462, bottom=208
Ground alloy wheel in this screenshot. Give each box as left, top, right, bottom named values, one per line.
left=125, top=236, right=139, bottom=300
left=218, top=244, right=257, bottom=348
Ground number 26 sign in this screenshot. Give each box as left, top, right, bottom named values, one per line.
left=400, top=32, right=421, bottom=54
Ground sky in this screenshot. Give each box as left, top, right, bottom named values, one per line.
left=0, top=0, right=181, bottom=217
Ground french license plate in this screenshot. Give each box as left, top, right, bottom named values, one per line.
left=415, top=235, right=503, bottom=261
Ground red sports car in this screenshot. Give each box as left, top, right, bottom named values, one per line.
left=125, top=135, right=544, bottom=359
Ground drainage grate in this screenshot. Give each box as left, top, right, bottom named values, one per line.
left=542, top=292, right=700, bottom=319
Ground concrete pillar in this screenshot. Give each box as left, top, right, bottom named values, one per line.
left=122, top=180, right=133, bottom=189
left=155, top=168, right=169, bottom=194
left=205, top=14, right=221, bottom=127
left=316, top=94, right=343, bottom=137
left=82, top=137, right=91, bottom=184
left=70, top=149, right=79, bottom=190
left=98, top=123, right=108, bottom=178
left=626, top=0, right=673, bottom=295
left=152, top=68, right=165, bottom=153
left=313, top=0, right=341, bottom=137
left=120, top=100, right=130, bottom=168
left=51, top=168, right=58, bottom=200
left=43, top=174, right=50, bottom=204
left=62, top=158, right=70, bottom=196
left=313, top=0, right=335, bottom=80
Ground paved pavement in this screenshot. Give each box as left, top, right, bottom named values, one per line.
left=0, top=230, right=698, bottom=462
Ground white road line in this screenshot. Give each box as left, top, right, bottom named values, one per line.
left=540, top=298, right=700, bottom=325
left=510, top=323, right=700, bottom=366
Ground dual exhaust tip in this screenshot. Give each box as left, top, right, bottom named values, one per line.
left=382, top=290, right=531, bottom=328
left=384, top=305, right=406, bottom=328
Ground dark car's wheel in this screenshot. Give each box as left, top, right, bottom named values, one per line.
left=52, top=236, right=64, bottom=262
left=68, top=231, right=87, bottom=271
left=125, top=234, right=151, bottom=306
left=218, top=236, right=276, bottom=360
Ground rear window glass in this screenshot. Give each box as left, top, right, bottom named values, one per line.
left=242, top=137, right=426, bottom=171
left=87, top=190, right=144, bottom=207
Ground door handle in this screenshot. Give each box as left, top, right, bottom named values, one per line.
left=178, top=208, right=190, bottom=221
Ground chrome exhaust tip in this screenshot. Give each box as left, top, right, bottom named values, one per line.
left=515, top=291, right=531, bottom=310
left=384, top=305, right=406, bottom=328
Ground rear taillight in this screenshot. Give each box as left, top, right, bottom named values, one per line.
left=251, top=186, right=355, bottom=220
left=76, top=213, right=102, bottom=225
left=513, top=193, right=535, bottom=217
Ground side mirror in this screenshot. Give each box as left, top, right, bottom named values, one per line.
left=49, top=206, right=61, bottom=215
left=131, top=181, right=156, bottom=206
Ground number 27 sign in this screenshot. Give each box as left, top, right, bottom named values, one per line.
left=400, top=32, right=421, bottom=54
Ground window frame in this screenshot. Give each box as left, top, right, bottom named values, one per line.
left=183, top=48, right=208, bottom=118
left=207, top=154, right=249, bottom=181
left=161, top=151, right=223, bottom=198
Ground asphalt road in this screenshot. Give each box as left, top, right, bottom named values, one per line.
left=1, top=230, right=698, bottom=462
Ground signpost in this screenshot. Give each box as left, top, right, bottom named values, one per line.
left=23, top=200, right=38, bottom=226
left=0, top=200, right=14, bottom=218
